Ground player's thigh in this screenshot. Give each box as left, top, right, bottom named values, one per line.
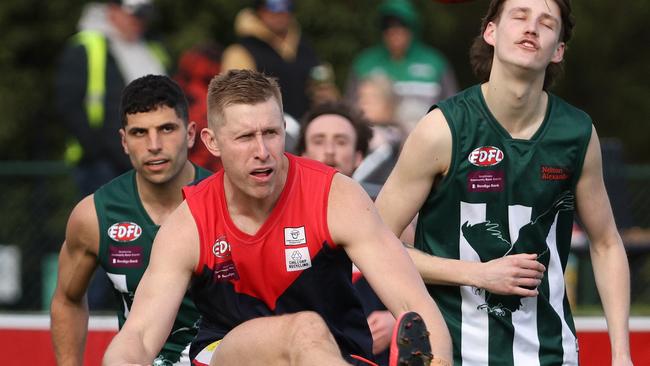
left=210, top=312, right=330, bottom=366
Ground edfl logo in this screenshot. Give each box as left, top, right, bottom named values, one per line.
left=468, top=146, right=504, bottom=167
left=108, top=222, right=142, bottom=242
left=212, top=236, right=231, bottom=259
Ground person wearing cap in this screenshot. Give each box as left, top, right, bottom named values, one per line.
left=221, top=0, right=337, bottom=123
left=54, top=0, right=170, bottom=315
left=346, top=0, right=458, bottom=133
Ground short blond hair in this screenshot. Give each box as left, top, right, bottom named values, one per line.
left=207, top=69, right=283, bottom=129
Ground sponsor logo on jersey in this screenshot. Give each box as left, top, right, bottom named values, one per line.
left=468, top=146, right=504, bottom=167
left=108, top=245, right=143, bottom=267
left=467, top=170, right=505, bottom=192
left=540, top=166, right=571, bottom=181
left=285, top=247, right=312, bottom=272
left=284, top=226, right=306, bottom=246
left=213, top=260, right=239, bottom=282
left=108, top=222, right=142, bottom=242
left=211, top=236, right=238, bottom=282
left=212, top=236, right=231, bottom=259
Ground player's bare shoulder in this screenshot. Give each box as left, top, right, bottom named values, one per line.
left=327, top=173, right=378, bottom=247
left=149, top=200, right=200, bottom=272
left=157, top=200, right=197, bottom=238
left=329, top=172, right=371, bottom=203
left=401, top=108, right=452, bottom=178
left=65, top=194, right=100, bottom=255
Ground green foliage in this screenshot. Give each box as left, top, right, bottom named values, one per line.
left=0, top=0, right=648, bottom=162
left=0, top=1, right=81, bottom=160
left=557, top=0, right=650, bottom=162
left=151, top=0, right=243, bottom=64
left=296, top=0, right=382, bottom=90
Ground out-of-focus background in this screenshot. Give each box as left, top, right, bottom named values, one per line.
left=2, top=0, right=647, bottom=313
left=0, top=0, right=648, bottom=364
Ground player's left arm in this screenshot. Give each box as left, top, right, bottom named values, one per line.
left=328, top=173, right=452, bottom=363
left=576, top=126, right=632, bottom=366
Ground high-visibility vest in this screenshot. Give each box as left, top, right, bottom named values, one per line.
left=64, top=30, right=170, bottom=164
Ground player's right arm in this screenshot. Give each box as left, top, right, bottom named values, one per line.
left=375, top=109, right=449, bottom=239
left=375, top=109, right=545, bottom=296
left=103, top=202, right=199, bottom=366
left=50, top=195, right=100, bottom=366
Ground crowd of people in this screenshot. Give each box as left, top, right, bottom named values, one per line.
left=50, top=0, right=633, bottom=365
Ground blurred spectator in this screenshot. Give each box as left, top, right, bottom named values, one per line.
left=55, top=0, right=169, bottom=196
left=346, top=0, right=458, bottom=132
left=174, top=41, right=223, bottom=172
left=221, top=0, right=337, bottom=122
left=295, top=101, right=393, bottom=365
left=296, top=101, right=372, bottom=179
left=353, top=75, right=405, bottom=188
left=307, top=62, right=341, bottom=106
left=356, top=75, right=397, bottom=130
left=54, top=0, right=169, bottom=310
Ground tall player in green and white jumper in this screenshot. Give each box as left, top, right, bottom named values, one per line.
left=376, top=0, right=632, bottom=365
left=51, top=75, right=211, bottom=366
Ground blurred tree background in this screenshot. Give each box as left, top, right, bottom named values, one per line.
left=0, top=0, right=648, bottom=163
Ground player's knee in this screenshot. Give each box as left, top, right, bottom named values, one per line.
left=286, top=311, right=333, bottom=344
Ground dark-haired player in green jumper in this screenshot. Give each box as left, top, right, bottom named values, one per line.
left=51, top=75, right=211, bottom=366
left=376, top=0, right=632, bottom=365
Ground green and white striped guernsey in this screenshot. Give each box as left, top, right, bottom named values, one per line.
left=417, top=85, right=592, bottom=366
left=95, top=165, right=211, bottom=364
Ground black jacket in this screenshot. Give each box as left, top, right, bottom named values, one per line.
left=54, top=39, right=131, bottom=172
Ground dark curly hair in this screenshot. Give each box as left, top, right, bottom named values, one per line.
left=296, top=101, right=374, bottom=158
left=120, top=74, right=189, bottom=127
left=469, top=0, right=575, bottom=90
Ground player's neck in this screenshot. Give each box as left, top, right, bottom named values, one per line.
left=481, top=72, right=547, bottom=140
left=136, top=161, right=195, bottom=225
left=223, top=156, right=289, bottom=236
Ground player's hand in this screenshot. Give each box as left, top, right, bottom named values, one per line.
left=367, top=310, right=395, bottom=354
left=477, top=253, right=545, bottom=296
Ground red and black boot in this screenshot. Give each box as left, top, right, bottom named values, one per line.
left=388, top=312, right=434, bottom=366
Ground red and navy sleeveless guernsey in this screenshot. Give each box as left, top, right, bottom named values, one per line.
left=183, top=153, right=373, bottom=362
